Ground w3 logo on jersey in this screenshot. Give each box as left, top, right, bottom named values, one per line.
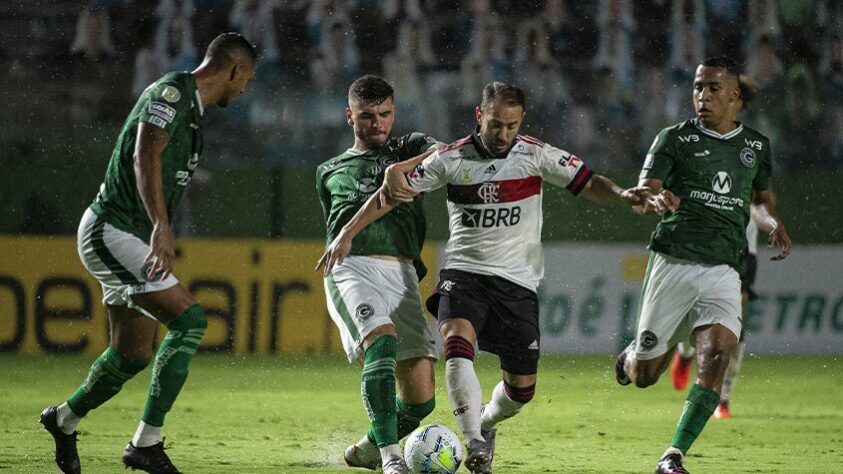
left=461, top=206, right=521, bottom=228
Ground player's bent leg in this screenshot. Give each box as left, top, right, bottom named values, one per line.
left=440, top=319, right=484, bottom=441
left=123, top=286, right=205, bottom=474
left=395, top=356, right=436, bottom=438
left=628, top=349, right=674, bottom=389
left=659, top=325, right=736, bottom=472
left=670, top=342, right=695, bottom=391
left=41, top=306, right=155, bottom=474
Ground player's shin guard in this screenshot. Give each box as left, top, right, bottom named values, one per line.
left=361, top=336, right=399, bottom=449
left=66, top=346, right=151, bottom=422
left=480, top=381, right=534, bottom=431
left=141, top=304, right=207, bottom=427
left=444, top=336, right=483, bottom=442
left=670, top=383, right=720, bottom=454
left=720, top=341, right=745, bottom=403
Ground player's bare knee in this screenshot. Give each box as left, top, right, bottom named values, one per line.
left=697, top=346, right=731, bottom=377
left=362, top=324, right=397, bottom=349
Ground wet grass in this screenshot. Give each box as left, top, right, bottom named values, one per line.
left=0, top=354, right=840, bottom=473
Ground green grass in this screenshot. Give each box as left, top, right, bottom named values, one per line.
left=1, top=354, right=840, bottom=473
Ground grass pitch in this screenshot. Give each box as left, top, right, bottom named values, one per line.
left=1, top=354, right=840, bottom=473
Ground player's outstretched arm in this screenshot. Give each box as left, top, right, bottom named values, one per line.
left=316, top=189, right=400, bottom=275
left=380, top=147, right=437, bottom=204
left=580, top=174, right=675, bottom=212
left=751, top=188, right=792, bottom=261
left=135, top=122, right=174, bottom=281
left=628, top=178, right=680, bottom=215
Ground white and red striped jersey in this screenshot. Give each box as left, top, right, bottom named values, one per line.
left=407, top=129, right=593, bottom=291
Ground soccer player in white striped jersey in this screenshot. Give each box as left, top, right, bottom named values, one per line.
left=320, top=81, right=657, bottom=473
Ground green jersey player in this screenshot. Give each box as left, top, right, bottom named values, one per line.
left=614, top=57, right=792, bottom=474
left=40, top=33, right=256, bottom=474
left=315, top=75, right=440, bottom=474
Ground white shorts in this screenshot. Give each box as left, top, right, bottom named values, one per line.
left=324, top=255, right=438, bottom=364
left=77, top=208, right=179, bottom=312
left=633, top=252, right=742, bottom=360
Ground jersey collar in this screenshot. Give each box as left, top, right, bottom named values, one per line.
left=693, top=118, right=742, bottom=140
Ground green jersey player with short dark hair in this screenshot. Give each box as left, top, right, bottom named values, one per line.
left=316, top=75, right=440, bottom=474
left=40, top=33, right=257, bottom=474
left=615, top=56, right=792, bottom=474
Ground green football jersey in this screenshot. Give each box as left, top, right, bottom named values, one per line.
left=90, top=71, right=204, bottom=241
left=317, top=133, right=438, bottom=279
left=641, top=119, right=772, bottom=274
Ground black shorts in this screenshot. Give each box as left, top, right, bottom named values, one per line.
left=426, top=269, right=540, bottom=375
left=741, top=254, right=758, bottom=301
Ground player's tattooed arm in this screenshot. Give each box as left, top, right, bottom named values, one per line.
left=380, top=147, right=438, bottom=204
left=629, top=178, right=680, bottom=215
left=316, top=189, right=399, bottom=275
left=751, top=188, right=792, bottom=261
left=135, top=122, right=175, bottom=280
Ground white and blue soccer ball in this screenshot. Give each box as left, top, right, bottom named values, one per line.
left=403, top=424, right=463, bottom=474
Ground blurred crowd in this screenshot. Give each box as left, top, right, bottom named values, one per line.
left=4, top=0, right=842, bottom=173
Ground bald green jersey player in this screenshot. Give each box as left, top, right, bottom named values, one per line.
left=615, top=57, right=792, bottom=474
left=40, top=33, right=256, bottom=474
left=316, top=75, right=440, bottom=474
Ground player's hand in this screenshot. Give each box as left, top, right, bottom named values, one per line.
left=767, top=225, right=792, bottom=261
left=381, top=163, right=420, bottom=204
left=316, top=230, right=353, bottom=276
left=620, top=186, right=653, bottom=206
left=144, top=222, right=175, bottom=281
left=642, top=189, right=680, bottom=215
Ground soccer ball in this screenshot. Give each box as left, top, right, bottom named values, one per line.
left=404, top=424, right=463, bottom=474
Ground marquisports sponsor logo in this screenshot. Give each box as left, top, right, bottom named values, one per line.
left=689, top=190, right=744, bottom=210
left=687, top=172, right=745, bottom=210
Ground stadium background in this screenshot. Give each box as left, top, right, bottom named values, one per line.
left=2, top=0, right=840, bottom=357
left=1, top=2, right=841, bottom=473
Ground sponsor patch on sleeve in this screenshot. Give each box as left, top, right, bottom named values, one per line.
left=642, top=154, right=655, bottom=170
left=146, top=115, right=168, bottom=129
left=148, top=102, right=177, bottom=123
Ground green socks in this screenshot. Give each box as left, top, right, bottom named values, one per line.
left=367, top=397, right=436, bottom=444
left=67, top=346, right=150, bottom=417
left=142, top=304, right=207, bottom=427
left=671, top=383, right=720, bottom=454
left=361, top=336, right=398, bottom=448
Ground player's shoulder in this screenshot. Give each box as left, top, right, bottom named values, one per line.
left=516, top=134, right=546, bottom=149
left=316, top=151, right=354, bottom=176
left=438, top=135, right=473, bottom=155
left=661, top=120, right=696, bottom=139
left=395, top=132, right=437, bottom=147
left=648, top=120, right=696, bottom=151
left=145, top=72, right=190, bottom=98
left=738, top=123, right=770, bottom=143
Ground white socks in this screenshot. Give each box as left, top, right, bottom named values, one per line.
left=676, top=342, right=696, bottom=359
left=445, top=357, right=483, bottom=442
left=380, top=443, right=402, bottom=464
left=56, top=402, right=82, bottom=435
left=480, top=381, right=525, bottom=432
left=132, top=421, right=162, bottom=448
